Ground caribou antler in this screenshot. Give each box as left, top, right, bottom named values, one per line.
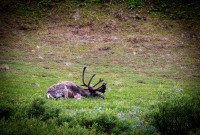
left=88, top=74, right=96, bottom=88
left=81, top=67, right=96, bottom=88
left=93, top=78, right=104, bottom=87
left=80, top=67, right=106, bottom=94
left=81, top=67, right=88, bottom=87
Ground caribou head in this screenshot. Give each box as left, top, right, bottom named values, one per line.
left=46, top=67, right=106, bottom=99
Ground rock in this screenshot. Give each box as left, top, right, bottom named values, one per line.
left=43, top=66, right=50, bottom=69
left=36, top=45, right=41, bottom=49
left=113, top=81, right=121, bottom=86
left=128, top=36, right=151, bottom=44
left=137, top=80, right=146, bottom=84
left=38, top=55, right=44, bottom=59
left=72, top=11, right=81, bottom=21
left=174, top=88, right=183, bottom=93
left=65, top=62, right=72, bottom=67
left=98, top=46, right=111, bottom=51
left=0, top=65, right=9, bottom=71
left=31, top=83, right=40, bottom=87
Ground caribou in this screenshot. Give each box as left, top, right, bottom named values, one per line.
left=46, top=67, right=106, bottom=99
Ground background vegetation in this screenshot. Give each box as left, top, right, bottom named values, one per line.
left=0, top=0, right=199, bottom=134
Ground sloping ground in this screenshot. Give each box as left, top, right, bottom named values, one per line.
left=0, top=2, right=200, bottom=134
left=1, top=5, right=199, bottom=77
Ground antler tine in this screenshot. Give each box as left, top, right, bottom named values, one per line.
left=93, top=78, right=104, bottom=88
left=81, top=67, right=88, bottom=87
left=88, top=74, right=96, bottom=88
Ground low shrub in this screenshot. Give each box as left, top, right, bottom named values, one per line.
left=0, top=103, right=15, bottom=120
left=148, top=93, right=200, bottom=135
left=57, top=112, right=132, bottom=134
left=147, top=0, right=200, bottom=19
left=127, top=0, right=143, bottom=9
left=27, top=98, right=60, bottom=121
left=94, top=114, right=120, bottom=133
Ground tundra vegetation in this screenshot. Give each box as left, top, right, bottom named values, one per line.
left=0, top=0, right=200, bottom=134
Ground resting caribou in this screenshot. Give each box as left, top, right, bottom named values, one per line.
left=46, top=67, right=106, bottom=99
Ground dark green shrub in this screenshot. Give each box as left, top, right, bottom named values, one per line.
left=76, top=0, right=100, bottom=3
left=27, top=98, right=60, bottom=120
left=42, top=107, right=60, bottom=121
left=57, top=113, right=132, bottom=134
left=94, top=114, right=118, bottom=133
left=127, top=0, right=143, bottom=9
left=149, top=94, right=200, bottom=135
left=147, top=0, right=200, bottom=19
left=93, top=113, right=132, bottom=134
left=0, top=104, right=14, bottom=120
left=76, top=0, right=124, bottom=4
left=56, top=114, right=79, bottom=128
left=27, top=98, right=46, bottom=118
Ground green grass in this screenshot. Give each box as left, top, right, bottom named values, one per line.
left=0, top=1, right=200, bottom=134
left=1, top=59, right=198, bottom=134
left=0, top=59, right=170, bottom=134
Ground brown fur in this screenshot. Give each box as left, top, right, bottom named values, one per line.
left=46, top=67, right=106, bottom=99
left=46, top=81, right=104, bottom=99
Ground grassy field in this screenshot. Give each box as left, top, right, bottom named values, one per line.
left=0, top=1, right=200, bottom=134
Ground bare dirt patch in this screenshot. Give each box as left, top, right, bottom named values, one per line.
left=128, top=36, right=151, bottom=44
left=39, top=24, right=122, bottom=46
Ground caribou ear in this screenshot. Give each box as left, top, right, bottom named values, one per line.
left=97, top=83, right=106, bottom=93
